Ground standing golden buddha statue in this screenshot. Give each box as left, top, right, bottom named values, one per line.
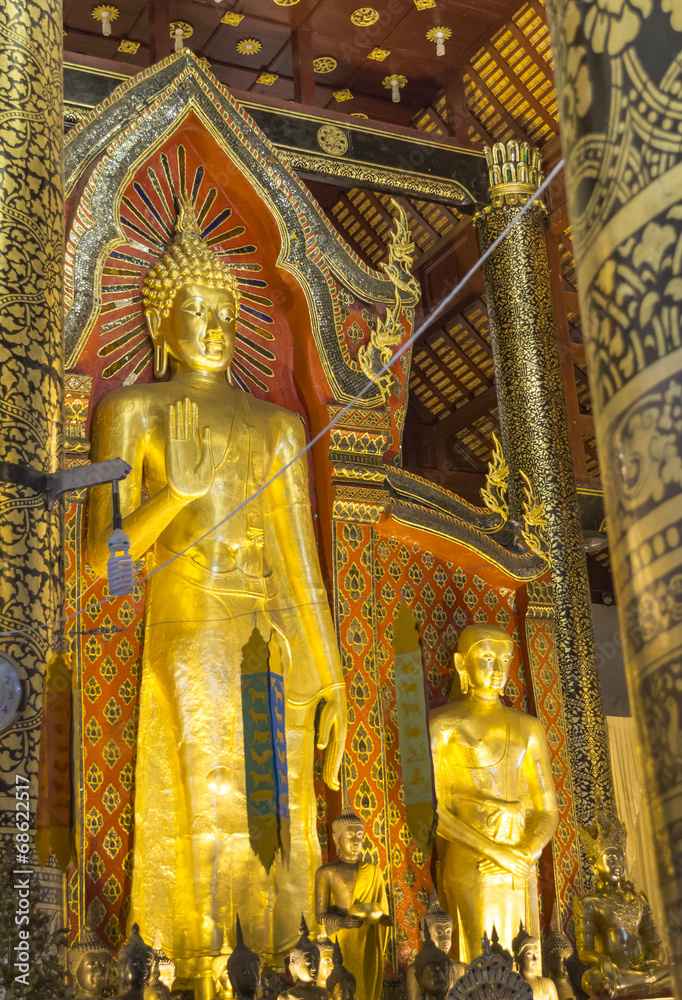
left=429, top=624, right=558, bottom=962
left=314, top=788, right=390, bottom=1000
left=86, top=199, right=347, bottom=1000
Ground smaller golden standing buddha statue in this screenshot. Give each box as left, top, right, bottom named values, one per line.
left=68, top=926, right=112, bottom=998
left=317, top=935, right=335, bottom=989
left=412, top=928, right=452, bottom=1000
left=116, top=925, right=154, bottom=999
left=281, top=916, right=329, bottom=1000
left=326, top=941, right=358, bottom=1000
left=226, top=917, right=261, bottom=1000
left=543, top=909, right=575, bottom=1000
left=575, top=808, right=671, bottom=997
left=315, top=787, right=390, bottom=1000
left=512, top=922, right=559, bottom=1000
left=407, top=890, right=466, bottom=1000
left=429, top=624, right=558, bottom=962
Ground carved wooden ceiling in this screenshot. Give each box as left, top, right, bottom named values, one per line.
left=63, top=0, right=611, bottom=595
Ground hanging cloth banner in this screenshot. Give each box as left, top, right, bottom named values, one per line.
left=240, top=625, right=290, bottom=871
left=393, top=603, right=436, bottom=855
left=36, top=651, right=74, bottom=872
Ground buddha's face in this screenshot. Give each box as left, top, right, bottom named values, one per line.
left=334, top=823, right=365, bottom=863
left=159, top=962, right=174, bottom=987
left=426, top=920, right=452, bottom=954
left=519, top=944, right=540, bottom=977
left=317, top=948, right=334, bottom=987
left=230, top=958, right=261, bottom=999
left=76, top=954, right=109, bottom=993
left=419, top=962, right=448, bottom=997
left=457, top=638, right=513, bottom=698
left=122, top=951, right=153, bottom=988
left=596, top=846, right=625, bottom=883
left=291, top=948, right=319, bottom=983
left=147, top=281, right=237, bottom=374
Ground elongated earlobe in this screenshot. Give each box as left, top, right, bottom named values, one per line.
left=154, top=341, right=168, bottom=379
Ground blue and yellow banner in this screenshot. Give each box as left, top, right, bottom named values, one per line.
left=241, top=626, right=289, bottom=870
left=393, top=603, right=436, bottom=855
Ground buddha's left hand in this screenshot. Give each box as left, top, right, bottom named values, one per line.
left=318, top=687, right=347, bottom=790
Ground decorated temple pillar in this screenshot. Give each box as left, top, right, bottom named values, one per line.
left=474, top=154, right=615, bottom=869
left=544, top=2, right=682, bottom=981
left=0, top=0, right=64, bottom=835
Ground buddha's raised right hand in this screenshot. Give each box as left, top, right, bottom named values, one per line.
left=165, top=396, right=215, bottom=501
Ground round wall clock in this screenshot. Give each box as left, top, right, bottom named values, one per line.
left=0, top=654, right=25, bottom=733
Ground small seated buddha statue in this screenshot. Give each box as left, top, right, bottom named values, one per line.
left=227, top=917, right=261, bottom=1000
left=512, top=922, right=559, bottom=1000
left=407, top=890, right=466, bottom=1000
left=326, top=941, right=358, bottom=1000
left=412, top=927, right=452, bottom=1000
left=315, top=787, right=390, bottom=1000
left=543, top=908, right=575, bottom=1000
left=116, top=925, right=154, bottom=1000
left=280, top=916, right=329, bottom=1000
left=68, top=925, right=112, bottom=998
left=575, top=807, right=671, bottom=997
left=317, top=934, right=335, bottom=989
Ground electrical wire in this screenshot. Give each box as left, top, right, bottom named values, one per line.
left=0, top=159, right=565, bottom=644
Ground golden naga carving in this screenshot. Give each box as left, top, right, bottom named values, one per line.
left=358, top=200, right=420, bottom=403
left=519, top=471, right=551, bottom=567
left=575, top=807, right=671, bottom=998
left=86, top=198, right=347, bottom=998
left=429, top=624, right=558, bottom=963
left=314, top=785, right=390, bottom=1000
left=479, top=434, right=509, bottom=529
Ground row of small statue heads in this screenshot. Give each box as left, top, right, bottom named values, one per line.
left=68, top=924, right=173, bottom=998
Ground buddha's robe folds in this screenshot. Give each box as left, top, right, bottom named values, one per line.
left=89, top=385, right=343, bottom=968
left=333, top=864, right=389, bottom=1000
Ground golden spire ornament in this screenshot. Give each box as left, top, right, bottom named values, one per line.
left=426, top=26, right=451, bottom=57
left=383, top=73, right=407, bottom=103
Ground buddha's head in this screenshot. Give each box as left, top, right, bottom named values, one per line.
left=289, top=916, right=319, bottom=984
left=327, top=940, right=356, bottom=1000
left=421, top=890, right=453, bottom=954
left=68, top=928, right=111, bottom=997
left=413, top=934, right=450, bottom=1000
left=454, top=624, right=514, bottom=701
left=580, top=805, right=628, bottom=887
left=142, top=198, right=241, bottom=380
left=316, top=936, right=334, bottom=988
left=513, top=924, right=541, bottom=979
left=118, top=923, right=154, bottom=990
left=227, top=917, right=261, bottom=1000
left=542, top=913, right=572, bottom=980
left=332, top=784, right=365, bottom=863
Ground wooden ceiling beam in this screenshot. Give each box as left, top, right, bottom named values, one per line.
left=457, top=311, right=494, bottom=357
left=149, top=0, right=171, bottom=63
left=432, top=327, right=492, bottom=388
left=482, top=44, right=557, bottom=133
left=450, top=437, right=489, bottom=473
left=416, top=341, right=476, bottom=402
left=506, top=21, right=555, bottom=84
left=415, top=343, right=472, bottom=399
left=407, top=385, right=440, bottom=425
left=464, top=63, right=527, bottom=142
left=362, top=192, right=396, bottom=233
left=292, top=29, right=316, bottom=106
left=432, top=384, right=498, bottom=440
left=338, top=196, right=386, bottom=252
left=397, top=197, right=440, bottom=242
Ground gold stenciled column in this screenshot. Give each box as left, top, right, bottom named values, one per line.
left=474, top=148, right=615, bottom=863
left=544, top=0, right=682, bottom=982
left=0, top=0, right=65, bottom=823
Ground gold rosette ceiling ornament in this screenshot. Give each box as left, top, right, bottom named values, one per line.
left=170, top=21, right=193, bottom=52
left=313, top=57, right=337, bottom=74
left=351, top=7, right=380, bottom=27
left=383, top=74, right=407, bottom=103
left=91, top=5, right=119, bottom=37
left=426, top=25, right=451, bottom=57
left=236, top=38, right=263, bottom=56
